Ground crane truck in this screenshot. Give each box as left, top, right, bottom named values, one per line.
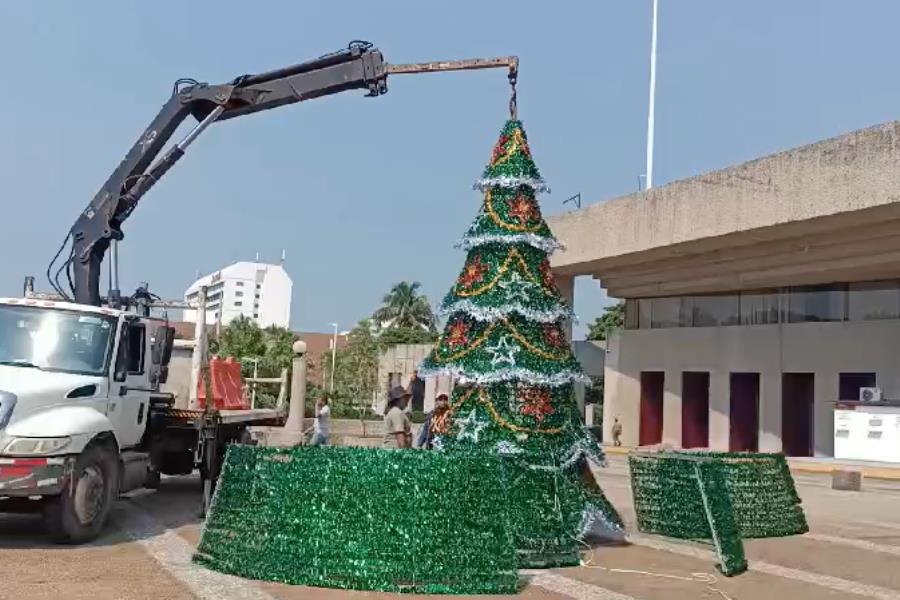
left=0, top=41, right=519, bottom=543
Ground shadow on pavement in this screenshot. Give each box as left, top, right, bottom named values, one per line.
left=0, top=474, right=204, bottom=549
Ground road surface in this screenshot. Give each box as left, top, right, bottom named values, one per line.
left=2, top=454, right=900, bottom=600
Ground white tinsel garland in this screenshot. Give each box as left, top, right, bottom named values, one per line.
left=417, top=364, right=592, bottom=387
left=474, top=176, right=551, bottom=193
left=455, top=232, right=564, bottom=253
left=438, top=299, right=575, bottom=323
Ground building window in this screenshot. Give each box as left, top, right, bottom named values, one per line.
left=740, top=290, right=779, bottom=325
left=839, top=372, right=876, bottom=401
left=234, top=301, right=243, bottom=307
left=236, top=281, right=244, bottom=287
left=235, top=291, right=243, bottom=297
left=253, top=313, right=259, bottom=318
left=649, top=297, right=684, bottom=328
left=624, top=299, right=640, bottom=329
left=787, top=284, right=846, bottom=323
left=256, top=284, right=261, bottom=290
left=690, top=294, right=739, bottom=327
left=848, top=281, right=900, bottom=321
left=255, top=293, right=261, bottom=299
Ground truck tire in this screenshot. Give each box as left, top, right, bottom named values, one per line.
left=44, top=444, right=118, bottom=544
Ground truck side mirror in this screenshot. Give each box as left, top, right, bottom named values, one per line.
left=114, top=332, right=129, bottom=383
left=155, top=326, right=175, bottom=384
left=160, top=326, right=175, bottom=366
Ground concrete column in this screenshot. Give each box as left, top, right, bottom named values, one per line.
left=557, top=274, right=575, bottom=342
left=284, top=340, right=307, bottom=436
left=814, top=371, right=837, bottom=457
left=423, top=376, right=438, bottom=413
left=759, top=372, right=782, bottom=452
left=709, top=370, right=730, bottom=451
left=662, top=370, right=682, bottom=447
left=574, top=382, right=586, bottom=417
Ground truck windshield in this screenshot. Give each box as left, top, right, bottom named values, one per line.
left=0, top=305, right=116, bottom=376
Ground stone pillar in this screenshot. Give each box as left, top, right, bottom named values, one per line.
left=759, top=371, right=782, bottom=452
left=283, top=340, right=308, bottom=437
left=556, top=274, right=575, bottom=342
left=709, top=370, right=730, bottom=451
left=662, top=370, right=683, bottom=447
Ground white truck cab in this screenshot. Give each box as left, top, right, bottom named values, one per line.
left=0, top=297, right=175, bottom=542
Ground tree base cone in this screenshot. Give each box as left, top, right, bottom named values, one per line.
left=578, top=457, right=627, bottom=544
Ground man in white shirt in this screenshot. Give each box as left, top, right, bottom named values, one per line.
left=310, top=396, right=331, bottom=446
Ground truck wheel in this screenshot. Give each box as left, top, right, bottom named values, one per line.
left=44, top=444, right=118, bottom=544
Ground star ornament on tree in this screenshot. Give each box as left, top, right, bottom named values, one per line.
left=519, top=387, right=555, bottom=425
left=455, top=408, right=489, bottom=443
left=486, top=334, right=519, bottom=367
left=497, top=270, right=534, bottom=305
left=444, top=319, right=471, bottom=348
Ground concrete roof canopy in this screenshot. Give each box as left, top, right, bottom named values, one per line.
left=548, top=120, right=900, bottom=298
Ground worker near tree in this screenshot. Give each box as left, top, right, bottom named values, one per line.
left=416, top=393, right=451, bottom=449
left=310, top=396, right=331, bottom=446
left=383, top=386, right=412, bottom=448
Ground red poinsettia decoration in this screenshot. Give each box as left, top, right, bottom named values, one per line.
left=516, top=129, right=532, bottom=158
left=543, top=323, right=565, bottom=348
left=507, top=194, right=538, bottom=225
left=538, top=259, right=555, bottom=289
left=444, top=319, right=471, bottom=348
left=490, top=134, right=510, bottom=166
left=457, top=256, right=488, bottom=289
left=519, top=387, right=555, bottom=425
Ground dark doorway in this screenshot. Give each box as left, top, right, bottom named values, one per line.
left=782, top=373, right=814, bottom=457
left=730, top=372, right=759, bottom=452
left=639, top=371, right=664, bottom=446
left=410, top=375, right=426, bottom=412
left=682, top=372, right=710, bottom=448
left=839, top=372, right=876, bottom=401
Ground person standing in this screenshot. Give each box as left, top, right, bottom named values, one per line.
left=310, top=396, right=331, bottom=446
left=416, top=393, right=450, bottom=449
left=383, top=386, right=412, bottom=448
left=611, top=417, right=623, bottom=447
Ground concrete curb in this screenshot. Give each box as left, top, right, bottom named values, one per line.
left=601, top=445, right=900, bottom=481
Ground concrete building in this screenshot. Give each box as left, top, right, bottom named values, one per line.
left=548, top=120, right=900, bottom=458
left=183, top=261, right=292, bottom=328
left=377, top=344, right=453, bottom=414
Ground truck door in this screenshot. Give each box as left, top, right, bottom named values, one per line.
left=109, top=318, right=151, bottom=449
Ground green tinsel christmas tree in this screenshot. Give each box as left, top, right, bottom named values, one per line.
left=419, top=120, right=623, bottom=565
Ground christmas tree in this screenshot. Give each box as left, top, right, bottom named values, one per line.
left=419, top=119, right=622, bottom=565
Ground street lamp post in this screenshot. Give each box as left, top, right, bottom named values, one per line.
left=329, top=322, right=338, bottom=394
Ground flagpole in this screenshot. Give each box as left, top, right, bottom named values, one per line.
left=645, top=0, right=659, bottom=190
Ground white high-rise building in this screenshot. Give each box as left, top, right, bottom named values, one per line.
left=183, top=260, right=292, bottom=328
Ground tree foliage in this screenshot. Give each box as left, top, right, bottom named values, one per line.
left=586, top=302, right=625, bottom=341
left=372, top=281, right=436, bottom=332
left=320, top=319, right=383, bottom=423
left=210, top=316, right=295, bottom=407
left=379, top=326, right=438, bottom=346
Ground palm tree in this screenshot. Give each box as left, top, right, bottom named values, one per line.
left=373, top=281, right=436, bottom=332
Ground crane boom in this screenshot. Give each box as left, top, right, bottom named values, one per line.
left=62, top=41, right=518, bottom=307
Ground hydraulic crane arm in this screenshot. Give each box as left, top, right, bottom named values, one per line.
left=63, top=41, right=518, bottom=306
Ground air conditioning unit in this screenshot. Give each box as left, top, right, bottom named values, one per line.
left=859, top=387, right=883, bottom=403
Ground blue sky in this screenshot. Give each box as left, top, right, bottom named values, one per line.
left=2, top=2, right=900, bottom=337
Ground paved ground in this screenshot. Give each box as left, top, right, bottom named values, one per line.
left=2, top=455, right=900, bottom=600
